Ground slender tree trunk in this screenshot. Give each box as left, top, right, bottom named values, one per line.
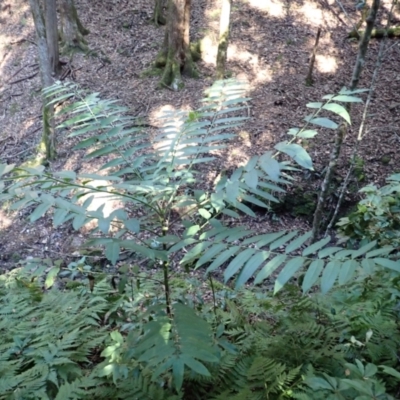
left=305, top=27, right=321, bottom=86
left=153, top=0, right=166, bottom=25
left=310, top=0, right=380, bottom=243
left=30, top=0, right=56, bottom=160
left=59, top=0, right=89, bottom=53
left=45, top=0, right=60, bottom=76
left=157, top=0, right=197, bottom=91
left=216, top=0, right=232, bottom=80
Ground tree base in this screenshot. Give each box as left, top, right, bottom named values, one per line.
left=155, top=46, right=200, bottom=90
left=158, top=59, right=184, bottom=91
left=60, top=36, right=89, bottom=55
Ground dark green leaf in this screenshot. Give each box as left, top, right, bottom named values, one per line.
left=270, top=231, right=298, bottom=251
left=196, top=243, right=226, bottom=269
left=285, top=231, right=312, bottom=253
left=374, top=258, right=400, bottom=273
left=302, top=259, right=324, bottom=293
left=274, top=257, right=304, bottom=293
left=173, top=358, right=184, bottom=391
left=124, top=218, right=140, bottom=233
left=338, top=259, right=358, bottom=285
left=254, top=254, right=287, bottom=284
left=206, top=246, right=240, bottom=274
left=321, top=260, right=341, bottom=293
left=302, top=236, right=331, bottom=256
left=236, top=251, right=270, bottom=289
left=181, top=356, right=210, bottom=377
left=105, top=241, right=120, bottom=265
left=30, top=202, right=53, bottom=222
left=224, top=248, right=257, bottom=283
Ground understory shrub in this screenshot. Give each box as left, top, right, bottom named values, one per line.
left=1, top=79, right=400, bottom=398
left=1, top=266, right=400, bottom=399
left=337, top=173, right=400, bottom=249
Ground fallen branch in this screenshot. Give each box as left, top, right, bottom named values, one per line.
left=8, top=71, right=39, bottom=85
left=6, top=63, right=38, bottom=83
left=349, top=26, right=400, bottom=38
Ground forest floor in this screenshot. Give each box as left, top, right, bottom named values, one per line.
left=0, top=0, right=399, bottom=271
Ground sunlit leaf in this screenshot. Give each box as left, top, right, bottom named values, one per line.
left=274, top=142, right=313, bottom=170
left=259, top=151, right=281, bottom=181
left=304, top=116, right=338, bottom=129
left=332, top=95, right=363, bottom=103
left=323, top=103, right=351, bottom=124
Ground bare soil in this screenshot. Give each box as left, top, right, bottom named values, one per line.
left=0, top=0, right=399, bottom=271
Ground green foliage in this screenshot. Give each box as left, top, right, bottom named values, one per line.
left=1, top=80, right=400, bottom=398
left=0, top=270, right=107, bottom=399
left=0, top=82, right=390, bottom=296
left=337, top=173, right=400, bottom=248
left=1, top=256, right=400, bottom=398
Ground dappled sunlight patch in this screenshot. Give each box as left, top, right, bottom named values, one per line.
left=316, top=54, right=337, bottom=73
left=199, top=35, right=218, bottom=66
left=0, top=34, right=14, bottom=74
left=0, top=210, right=12, bottom=229
left=246, top=0, right=285, bottom=17
left=150, top=104, right=195, bottom=161
left=297, top=1, right=324, bottom=27
left=227, top=44, right=273, bottom=86
left=78, top=180, right=123, bottom=233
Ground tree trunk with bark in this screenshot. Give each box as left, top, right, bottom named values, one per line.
left=156, top=0, right=198, bottom=91
left=216, top=0, right=232, bottom=80
left=59, top=0, right=89, bottom=53
left=45, top=0, right=60, bottom=76
left=153, top=0, right=166, bottom=25
left=29, top=0, right=56, bottom=160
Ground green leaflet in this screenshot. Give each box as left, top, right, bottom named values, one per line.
left=321, top=260, right=341, bottom=293
left=105, top=241, right=121, bottom=265
left=302, top=259, right=324, bottom=293
left=304, top=116, right=338, bottom=130
left=206, top=246, right=240, bottom=274
left=224, top=248, right=257, bottom=283
left=259, top=151, right=281, bottom=181
left=303, top=236, right=331, bottom=256
left=274, top=142, right=313, bottom=170
left=254, top=254, right=287, bottom=284
left=285, top=231, right=312, bottom=254
left=274, top=257, right=304, bottom=294
left=338, top=259, right=358, bottom=286
left=235, top=251, right=270, bottom=289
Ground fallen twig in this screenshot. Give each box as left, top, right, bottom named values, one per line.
left=9, top=71, right=39, bottom=85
